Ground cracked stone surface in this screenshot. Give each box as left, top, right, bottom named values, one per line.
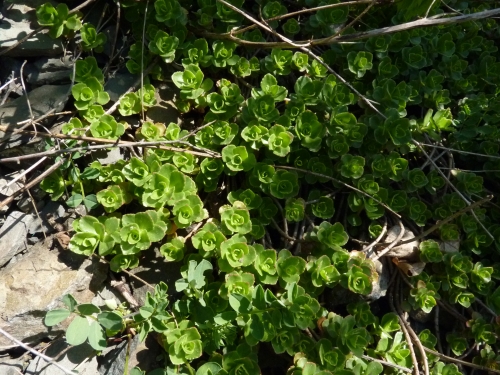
left=0, top=236, right=107, bottom=347
left=0, top=210, right=34, bottom=267
left=0, top=1, right=63, bottom=57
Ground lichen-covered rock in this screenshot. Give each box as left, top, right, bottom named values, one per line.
left=0, top=237, right=107, bottom=347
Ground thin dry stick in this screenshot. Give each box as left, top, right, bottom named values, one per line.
left=396, top=282, right=430, bottom=375
left=19, top=60, right=35, bottom=133
left=361, top=355, right=412, bottom=373
left=423, top=347, right=500, bottom=374
left=475, top=297, right=498, bottom=318
left=362, top=216, right=387, bottom=253
left=372, top=218, right=404, bottom=261
left=27, top=188, right=47, bottom=239
left=228, top=0, right=374, bottom=36
left=419, top=143, right=500, bottom=160
left=0, top=77, right=17, bottom=92
left=0, top=126, right=220, bottom=162
left=92, top=254, right=155, bottom=290
left=398, top=270, right=469, bottom=323
left=6, top=157, right=47, bottom=187
left=111, top=1, right=121, bottom=62
left=389, top=281, right=419, bottom=375
left=0, top=328, right=76, bottom=375
left=322, top=1, right=376, bottom=43
left=201, top=7, right=500, bottom=48
left=413, top=139, right=494, bottom=240
left=184, top=220, right=207, bottom=241
left=398, top=195, right=492, bottom=245
left=140, top=0, right=149, bottom=121
left=0, top=139, right=218, bottom=163
left=276, top=165, right=401, bottom=218
left=104, top=58, right=158, bottom=116
left=0, top=159, right=64, bottom=210
left=220, top=0, right=385, bottom=118
left=271, top=218, right=305, bottom=243
left=434, top=305, right=444, bottom=353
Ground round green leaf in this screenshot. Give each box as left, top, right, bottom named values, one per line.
left=44, top=309, right=71, bottom=326
left=77, top=304, right=101, bottom=316
left=88, top=320, right=107, bottom=350
left=97, top=311, right=123, bottom=331
left=66, top=316, right=90, bottom=346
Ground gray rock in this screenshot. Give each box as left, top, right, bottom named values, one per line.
left=25, top=339, right=98, bottom=375
left=96, top=147, right=122, bottom=165
left=0, top=84, right=70, bottom=150
left=367, top=259, right=390, bottom=301
left=0, top=210, right=34, bottom=267
left=0, top=357, right=25, bottom=375
left=0, top=58, right=23, bottom=96
left=16, top=195, right=45, bottom=213
left=383, top=225, right=420, bottom=260
left=105, top=73, right=137, bottom=102
left=25, top=56, right=74, bottom=86
left=28, top=201, right=66, bottom=235
left=146, top=84, right=182, bottom=126
left=0, top=1, right=63, bottom=57
left=98, top=334, right=163, bottom=375
left=0, top=237, right=108, bottom=347
left=130, top=247, right=181, bottom=306
left=0, top=170, right=25, bottom=197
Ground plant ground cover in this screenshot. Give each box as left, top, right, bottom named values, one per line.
left=3, top=0, right=500, bottom=374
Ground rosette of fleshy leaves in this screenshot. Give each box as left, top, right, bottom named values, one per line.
left=227, top=189, right=263, bottom=211
left=192, top=221, right=226, bottom=258
left=71, top=77, right=109, bottom=111
left=197, top=158, right=224, bottom=192
left=119, top=210, right=169, bottom=255
left=335, top=251, right=378, bottom=295
left=242, top=94, right=280, bottom=124
left=172, top=195, right=208, bottom=229
left=246, top=244, right=278, bottom=285
left=251, top=74, right=288, bottom=103
left=308, top=222, right=349, bottom=251
left=283, top=283, right=321, bottom=330
left=267, top=124, right=294, bottom=157
left=160, top=237, right=185, bottom=262
left=172, top=63, right=213, bottom=101
left=295, top=111, right=326, bottom=152
left=138, top=163, right=198, bottom=209
left=307, top=190, right=335, bottom=220
left=222, top=145, right=257, bottom=175
left=206, top=79, right=244, bottom=120
left=270, top=170, right=299, bottom=199
left=138, top=121, right=166, bottom=141
left=276, top=249, right=307, bottom=284
left=241, top=121, right=269, bottom=150
left=321, top=313, right=372, bottom=358
left=284, top=198, right=305, bottom=222
left=96, top=183, right=133, bottom=213
left=219, top=201, right=252, bottom=235
left=248, top=162, right=275, bottom=191
left=69, top=215, right=121, bottom=256
left=219, top=271, right=255, bottom=300
left=306, top=255, right=341, bottom=288
left=90, top=114, right=126, bottom=140
left=181, top=38, right=212, bottom=67
left=148, top=30, right=179, bottom=63
left=218, top=234, right=256, bottom=273
left=162, top=320, right=203, bottom=365
left=36, top=2, right=82, bottom=39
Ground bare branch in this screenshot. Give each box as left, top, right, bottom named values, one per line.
left=200, top=7, right=500, bottom=48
